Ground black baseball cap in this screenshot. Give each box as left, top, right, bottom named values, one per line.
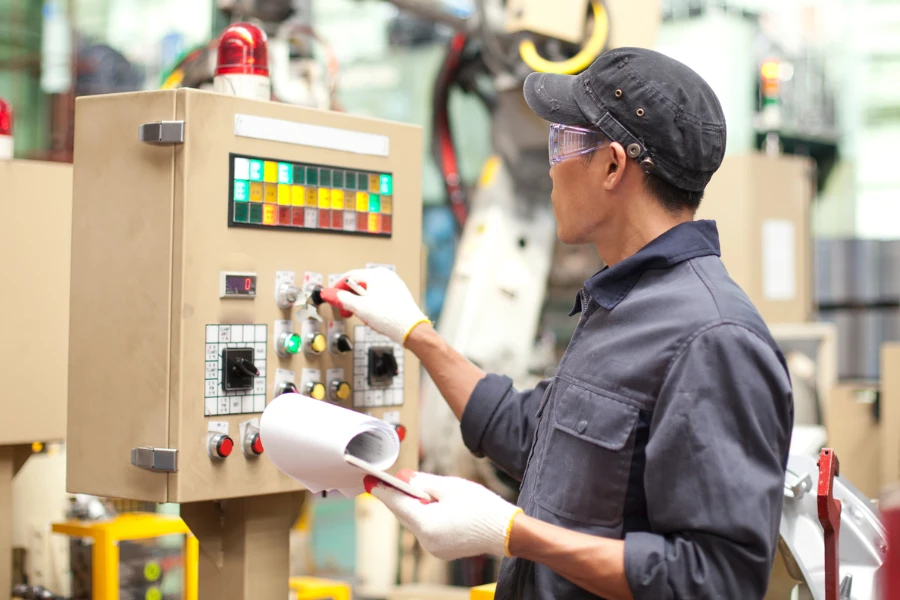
left=524, top=47, right=726, bottom=193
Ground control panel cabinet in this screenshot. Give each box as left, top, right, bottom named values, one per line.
left=0, top=160, right=72, bottom=444
left=67, top=89, right=423, bottom=503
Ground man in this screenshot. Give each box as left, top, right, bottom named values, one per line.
left=322, top=47, right=793, bottom=600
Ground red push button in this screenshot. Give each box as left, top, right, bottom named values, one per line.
left=251, top=434, right=263, bottom=454
left=395, top=424, right=407, bottom=442
left=217, top=436, right=234, bottom=458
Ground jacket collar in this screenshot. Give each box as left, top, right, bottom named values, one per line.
left=571, top=219, right=721, bottom=314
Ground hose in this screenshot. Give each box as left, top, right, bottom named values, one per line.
left=518, top=0, right=609, bottom=75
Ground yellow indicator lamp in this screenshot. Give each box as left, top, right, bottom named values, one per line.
left=309, top=333, right=326, bottom=354
left=518, top=0, right=610, bottom=75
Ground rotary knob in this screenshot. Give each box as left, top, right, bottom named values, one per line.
left=303, top=333, right=327, bottom=356
left=208, top=433, right=234, bottom=460
left=304, top=381, right=326, bottom=400
left=277, top=283, right=302, bottom=309
left=243, top=431, right=264, bottom=457
left=329, top=380, right=352, bottom=402
left=331, top=333, right=353, bottom=355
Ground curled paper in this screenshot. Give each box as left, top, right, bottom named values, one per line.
left=260, top=393, right=400, bottom=497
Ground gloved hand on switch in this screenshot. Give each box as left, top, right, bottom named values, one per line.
left=365, top=470, right=523, bottom=561
left=320, top=267, right=431, bottom=346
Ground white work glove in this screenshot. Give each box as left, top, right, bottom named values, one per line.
left=320, top=267, right=430, bottom=345
left=369, top=472, right=523, bottom=561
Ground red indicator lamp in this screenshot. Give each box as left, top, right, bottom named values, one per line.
left=213, top=22, right=271, bottom=101
left=0, top=97, right=13, bottom=160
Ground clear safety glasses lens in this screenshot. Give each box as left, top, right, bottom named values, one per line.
left=549, top=124, right=610, bottom=165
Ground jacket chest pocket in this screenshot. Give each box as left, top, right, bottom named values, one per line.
left=535, top=382, right=640, bottom=526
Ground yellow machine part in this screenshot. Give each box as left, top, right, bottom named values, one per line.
left=470, top=583, right=496, bottom=599
left=518, top=0, right=609, bottom=75
left=290, top=576, right=352, bottom=600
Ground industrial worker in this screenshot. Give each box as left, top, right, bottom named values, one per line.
left=322, top=47, right=793, bottom=600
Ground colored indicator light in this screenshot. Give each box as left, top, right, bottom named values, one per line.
left=264, top=183, right=277, bottom=203
left=305, top=207, right=317, bottom=227
left=344, top=210, right=356, bottom=231
left=249, top=203, right=263, bottom=223
left=368, top=193, right=380, bottom=213
left=380, top=174, right=393, bottom=195
left=331, top=189, right=344, bottom=210
left=277, top=184, right=291, bottom=205
left=306, top=188, right=317, bottom=205
left=381, top=215, right=392, bottom=234
left=278, top=205, right=292, bottom=224
left=332, top=211, right=343, bottom=229
left=292, top=185, right=305, bottom=206
left=250, top=182, right=263, bottom=202
left=293, top=164, right=305, bottom=184
left=278, top=162, right=292, bottom=184
left=215, top=22, right=269, bottom=76
left=233, top=202, right=249, bottom=222
left=368, top=174, right=380, bottom=193
left=381, top=195, right=392, bottom=214
left=234, top=180, right=249, bottom=201
left=333, top=170, right=345, bottom=187
left=263, top=204, right=277, bottom=225
left=306, top=167, right=318, bottom=185
left=357, top=214, right=367, bottom=232
left=319, top=168, right=332, bottom=187
left=234, top=158, right=250, bottom=180
left=292, top=207, right=305, bottom=226
left=368, top=213, right=380, bottom=233
left=358, top=173, right=368, bottom=190
left=263, top=161, right=278, bottom=182
left=318, top=188, right=331, bottom=209
left=346, top=173, right=356, bottom=191
left=318, top=210, right=331, bottom=229
left=283, top=333, right=301, bottom=354
left=356, top=192, right=368, bottom=212
left=249, top=160, right=263, bottom=181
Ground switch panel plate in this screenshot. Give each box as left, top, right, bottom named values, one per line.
left=274, top=270, right=296, bottom=304
left=302, top=271, right=323, bottom=294
left=352, top=325, right=404, bottom=408
left=205, top=324, right=268, bottom=416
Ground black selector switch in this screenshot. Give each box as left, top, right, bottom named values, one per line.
left=368, top=346, right=399, bottom=386
left=223, top=348, right=257, bottom=392
left=310, top=285, right=325, bottom=306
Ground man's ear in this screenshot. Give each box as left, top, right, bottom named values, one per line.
left=603, top=142, right=628, bottom=191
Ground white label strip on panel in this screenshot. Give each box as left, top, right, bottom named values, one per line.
left=761, top=219, right=796, bottom=301
left=234, top=114, right=390, bottom=157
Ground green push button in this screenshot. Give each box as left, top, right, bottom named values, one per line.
left=233, top=202, right=249, bottom=222
left=249, top=203, right=263, bottom=224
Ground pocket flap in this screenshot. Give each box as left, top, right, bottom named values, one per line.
left=553, top=384, right=640, bottom=451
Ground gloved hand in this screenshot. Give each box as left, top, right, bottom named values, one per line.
left=319, top=267, right=430, bottom=346
left=368, top=471, right=523, bottom=561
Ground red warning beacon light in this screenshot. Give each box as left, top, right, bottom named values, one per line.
left=0, top=97, right=13, bottom=160
left=213, top=22, right=271, bottom=101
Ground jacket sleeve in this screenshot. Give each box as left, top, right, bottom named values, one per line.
left=459, top=373, right=552, bottom=482
left=624, top=323, right=793, bottom=600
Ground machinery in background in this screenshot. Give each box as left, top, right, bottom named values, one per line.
left=0, top=158, right=72, bottom=600
left=66, top=83, right=422, bottom=599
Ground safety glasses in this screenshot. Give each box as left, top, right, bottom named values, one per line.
left=549, top=123, right=611, bottom=165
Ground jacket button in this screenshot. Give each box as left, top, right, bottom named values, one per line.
left=577, top=420, right=588, bottom=433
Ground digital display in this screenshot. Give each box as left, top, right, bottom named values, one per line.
left=221, top=273, right=257, bottom=298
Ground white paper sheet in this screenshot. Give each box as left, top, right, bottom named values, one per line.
left=260, top=393, right=400, bottom=497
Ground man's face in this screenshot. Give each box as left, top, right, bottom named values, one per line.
left=549, top=148, right=613, bottom=245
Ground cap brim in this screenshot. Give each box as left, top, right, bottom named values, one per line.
left=523, top=72, right=589, bottom=127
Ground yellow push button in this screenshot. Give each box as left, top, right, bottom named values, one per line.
left=304, top=333, right=327, bottom=356
left=305, top=382, right=326, bottom=401
left=330, top=380, right=351, bottom=402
